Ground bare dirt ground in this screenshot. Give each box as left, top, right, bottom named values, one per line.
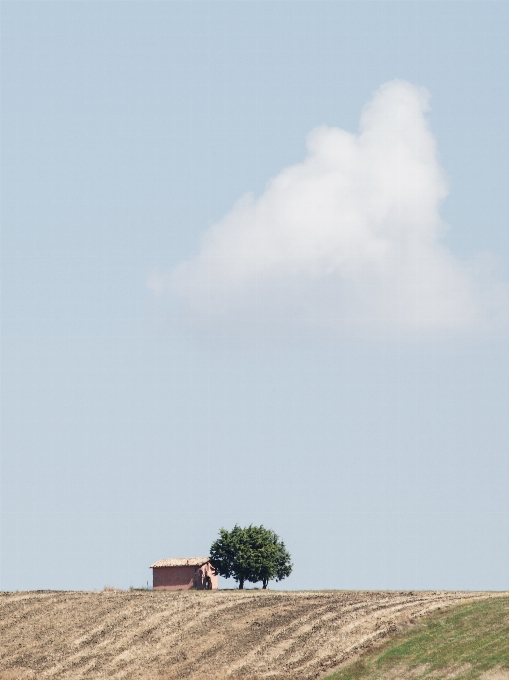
left=0, top=589, right=501, bottom=680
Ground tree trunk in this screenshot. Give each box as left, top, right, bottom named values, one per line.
left=239, top=578, right=244, bottom=589
left=262, top=579, right=268, bottom=589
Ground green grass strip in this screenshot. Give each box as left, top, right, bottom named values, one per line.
left=325, top=596, right=509, bottom=680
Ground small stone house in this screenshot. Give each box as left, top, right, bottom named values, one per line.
left=150, top=557, right=218, bottom=590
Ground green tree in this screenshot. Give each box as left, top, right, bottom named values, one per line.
left=249, top=526, right=293, bottom=589
left=209, top=524, right=292, bottom=589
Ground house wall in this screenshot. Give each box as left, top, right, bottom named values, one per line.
left=152, top=563, right=219, bottom=590
left=193, top=562, right=218, bottom=590
left=152, top=566, right=196, bottom=590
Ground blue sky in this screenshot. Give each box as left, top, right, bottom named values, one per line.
left=2, top=1, right=508, bottom=591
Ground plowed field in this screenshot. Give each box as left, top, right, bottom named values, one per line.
left=0, top=590, right=500, bottom=680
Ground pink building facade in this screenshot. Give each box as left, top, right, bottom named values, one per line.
left=150, top=557, right=218, bottom=590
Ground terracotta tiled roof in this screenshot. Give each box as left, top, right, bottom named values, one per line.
left=150, top=557, right=210, bottom=568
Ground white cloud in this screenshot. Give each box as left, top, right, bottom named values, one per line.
left=168, top=80, right=508, bottom=338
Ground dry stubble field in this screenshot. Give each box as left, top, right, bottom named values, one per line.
left=0, top=589, right=501, bottom=680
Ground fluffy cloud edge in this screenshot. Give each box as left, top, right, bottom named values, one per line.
left=160, top=80, right=509, bottom=339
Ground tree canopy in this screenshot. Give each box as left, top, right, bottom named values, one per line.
left=209, top=525, right=292, bottom=589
